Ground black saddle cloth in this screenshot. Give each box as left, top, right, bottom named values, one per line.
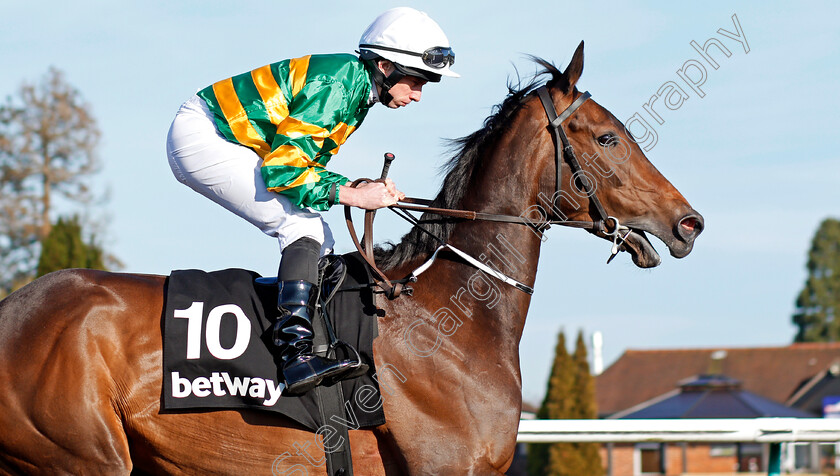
left=161, top=252, right=386, bottom=432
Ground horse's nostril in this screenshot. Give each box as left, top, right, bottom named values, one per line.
left=676, top=214, right=704, bottom=241
left=681, top=217, right=698, bottom=232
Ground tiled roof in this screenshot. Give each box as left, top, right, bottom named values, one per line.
left=610, top=374, right=817, bottom=419
left=595, top=343, right=840, bottom=417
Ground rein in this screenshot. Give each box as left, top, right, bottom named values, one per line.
left=345, top=86, right=632, bottom=299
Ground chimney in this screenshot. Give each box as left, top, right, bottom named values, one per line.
left=592, top=331, right=604, bottom=376
left=708, top=349, right=728, bottom=375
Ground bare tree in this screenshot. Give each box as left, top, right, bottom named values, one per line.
left=0, top=67, right=101, bottom=294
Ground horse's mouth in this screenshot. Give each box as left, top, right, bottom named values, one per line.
left=615, top=215, right=702, bottom=268
left=621, top=229, right=661, bottom=269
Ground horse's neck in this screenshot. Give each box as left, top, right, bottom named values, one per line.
left=370, top=136, right=545, bottom=461
left=452, top=136, right=544, bottom=308
left=380, top=120, right=545, bottom=363
left=428, top=141, right=545, bottom=346
left=445, top=211, right=541, bottom=338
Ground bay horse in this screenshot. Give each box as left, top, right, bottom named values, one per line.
left=0, top=42, right=702, bottom=475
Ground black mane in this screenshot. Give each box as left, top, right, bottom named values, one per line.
left=374, top=57, right=564, bottom=270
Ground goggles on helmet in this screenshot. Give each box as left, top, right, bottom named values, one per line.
left=359, top=44, right=455, bottom=69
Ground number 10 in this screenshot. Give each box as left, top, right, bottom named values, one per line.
left=173, top=301, right=251, bottom=360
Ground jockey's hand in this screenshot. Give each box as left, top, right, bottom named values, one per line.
left=339, top=178, right=405, bottom=210
left=382, top=178, right=405, bottom=201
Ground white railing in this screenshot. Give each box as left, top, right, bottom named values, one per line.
left=516, top=418, right=840, bottom=475
left=517, top=418, right=840, bottom=443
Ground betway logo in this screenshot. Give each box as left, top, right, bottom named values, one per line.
left=171, top=371, right=283, bottom=406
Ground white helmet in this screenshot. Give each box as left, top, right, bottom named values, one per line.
left=359, top=7, right=459, bottom=81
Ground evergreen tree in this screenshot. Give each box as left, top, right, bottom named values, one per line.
left=570, top=330, right=604, bottom=476
left=528, top=330, right=605, bottom=476
left=793, top=218, right=840, bottom=342
left=528, top=330, right=574, bottom=476
left=36, top=216, right=105, bottom=277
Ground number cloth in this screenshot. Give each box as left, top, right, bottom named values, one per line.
left=162, top=262, right=385, bottom=431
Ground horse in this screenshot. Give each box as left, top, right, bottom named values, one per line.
left=0, top=42, right=702, bottom=475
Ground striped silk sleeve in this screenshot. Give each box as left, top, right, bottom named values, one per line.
left=261, top=79, right=352, bottom=211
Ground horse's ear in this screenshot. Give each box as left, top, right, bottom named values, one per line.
left=557, top=41, right=585, bottom=93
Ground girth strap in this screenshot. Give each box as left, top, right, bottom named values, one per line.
left=311, top=292, right=354, bottom=475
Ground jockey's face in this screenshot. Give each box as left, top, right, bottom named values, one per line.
left=377, top=61, right=426, bottom=109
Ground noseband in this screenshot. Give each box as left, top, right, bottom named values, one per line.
left=346, top=85, right=632, bottom=298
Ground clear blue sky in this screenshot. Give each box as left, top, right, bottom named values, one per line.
left=3, top=1, right=839, bottom=404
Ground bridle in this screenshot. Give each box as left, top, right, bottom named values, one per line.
left=535, top=87, right=632, bottom=262
left=345, top=85, right=632, bottom=299
left=537, top=88, right=604, bottom=229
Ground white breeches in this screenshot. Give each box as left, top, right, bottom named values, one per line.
left=165, top=95, right=334, bottom=255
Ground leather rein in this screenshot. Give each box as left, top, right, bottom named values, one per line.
left=345, top=86, right=631, bottom=299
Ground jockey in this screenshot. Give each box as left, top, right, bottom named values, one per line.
left=165, top=7, right=458, bottom=395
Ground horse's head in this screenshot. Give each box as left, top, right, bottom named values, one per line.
left=528, top=41, right=703, bottom=268
left=375, top=41, right=702, bottom=274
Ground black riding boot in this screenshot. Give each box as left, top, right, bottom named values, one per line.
left=273, top=280, right=355, bottom=395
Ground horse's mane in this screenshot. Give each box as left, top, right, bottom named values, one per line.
left=374, top=57, right=564, bottom=270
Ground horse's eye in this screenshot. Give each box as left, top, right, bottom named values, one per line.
left=597, top=133, right=618, bottom=148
